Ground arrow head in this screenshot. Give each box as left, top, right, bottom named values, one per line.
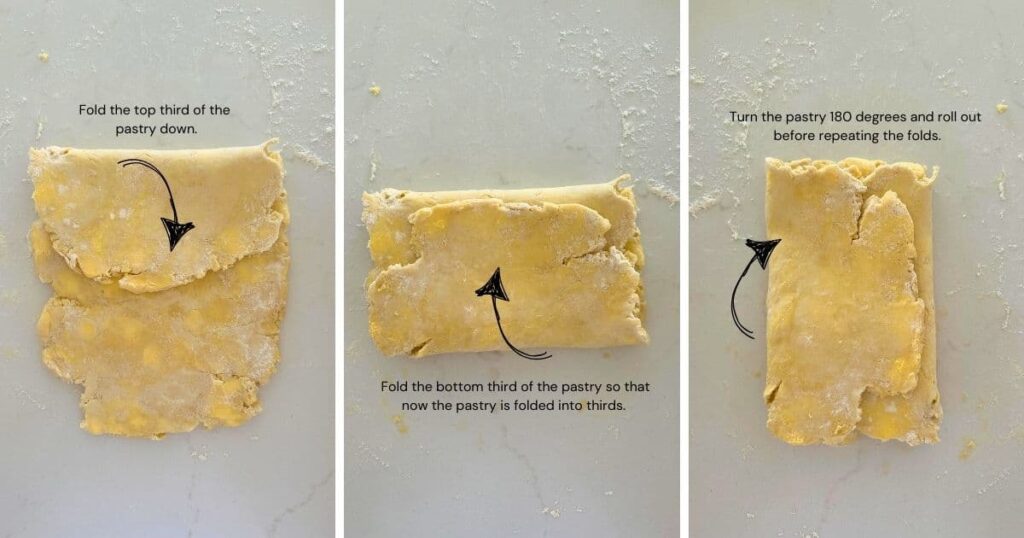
left=746, top=238, right=781, bottom=270
left=474, top=267, right=509, bottom=301
left=161, top=217, right=195, bottom=252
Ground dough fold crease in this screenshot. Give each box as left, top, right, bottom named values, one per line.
left=363, top=178, right=648, bottom=357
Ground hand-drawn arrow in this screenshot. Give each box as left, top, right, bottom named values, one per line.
left=475, top=267, right=552, bottom=360
left=731, top=238, right=781, bottom=339
left=117, top=158, right=195, bottom=251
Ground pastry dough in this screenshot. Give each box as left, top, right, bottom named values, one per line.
left=765, top=158, right=940, bottom=446
left=363, top=178, right=647, bottom=357
left=29, top=142, right=289, bottom=438
left=30, top=141, right=285, bottom=293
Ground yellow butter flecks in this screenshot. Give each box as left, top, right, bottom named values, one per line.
left=30, top=141, right=285, bottom=293
left=29, top=143, right=290, bottom=439
left=765, top=158, right=940, bottom=446
left=363, top=178, right=648, bottom=357
left=32, top=221, right=289, bottom=438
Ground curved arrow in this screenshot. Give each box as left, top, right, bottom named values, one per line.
left=731, top=238, right=781, bottom=339
left=475, top=267, right=552, bottom=360
left=117, top=158, right=195, bottom=251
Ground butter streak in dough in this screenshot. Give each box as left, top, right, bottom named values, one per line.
left=838, top=158, right=942, bottom=445
left=362, top=176, right=645, bottom=281
left=765, top=158, right=939, bottom=446
left=30, top=140, right=285, bottom=293
left=31, top=215, right=289, bottom=438
left=365, top=194, right=647, bottom=357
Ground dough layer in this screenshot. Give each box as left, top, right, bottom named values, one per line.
left=765, top=158, right=940, bottom=446
left=31, top=141, right=285, bottom=293
left=29, top=143, right=290, bottom=438
left=363, top=178, right=647, bottom=357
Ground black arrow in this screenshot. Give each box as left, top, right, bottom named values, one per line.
left=730, top=238, right=781, bottom=339
left=117, top=158, right=195, bottom=251
left=475, top=267, right=552, bottom=360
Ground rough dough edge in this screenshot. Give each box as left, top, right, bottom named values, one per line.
left=766, top=157, right=938, bottom=188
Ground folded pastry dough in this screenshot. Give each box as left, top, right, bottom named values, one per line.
left=363, top=178, right=647, bottom=357
left=29, top=142, right=289, bottom=438
left=765, top=158, right=941, bottom=446
left=31, top=141, right=285, bottom=293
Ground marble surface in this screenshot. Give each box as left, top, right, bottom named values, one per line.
left=344, top=1, right=680, bottom=536
left=0, top=1, right=334, bottom=536
left=691, top=1, right=1024, bottom=536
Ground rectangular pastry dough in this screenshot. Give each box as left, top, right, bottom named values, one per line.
left=363, top=178, right=647, bottom=357
left=765, top=158, right=941, bottom=446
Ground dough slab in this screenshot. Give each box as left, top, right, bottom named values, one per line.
left=29, top=142, right=289, bottom=438
left=30, top=140, right=286, bottom=293
left=363, top=178, right=648, bottom=357
left=765, top=158, right=941, bottom=446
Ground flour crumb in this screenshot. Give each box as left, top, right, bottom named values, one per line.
left=541, top=506, right=561, bottom=519
left=369, top=85, right=382, bottom=96
left=959, top=438, right=976, bottom=460
left=997, top=170, right=1007, bottom=200
left=645, top=178, right=679, bottom=206
left=690, top=191, right=721, bottom=217
left=996, top=102, right=1009, bottom=114
left=604, top=490, right=614, bottom=496
left=288, top=143, right=330, bottom=170
left=368, top=148, right=380, bottom=182
left=190, top=446, right=208, bottom=462
left=37, top=51, right=49, bottom=63
left=35, top=117, right=45, bottom=140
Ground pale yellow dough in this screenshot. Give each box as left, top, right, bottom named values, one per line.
left=29, top=142, right=290, bottom=438
left=31, top=214, right=288, bottom=438
left=765, top=158, right=941, bottom=446
left=363, top=178, right=647, bottom=357
left=31, top=141, right=285, bottom=293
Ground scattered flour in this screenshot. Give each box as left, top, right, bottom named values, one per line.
left=645, top=178, right=679, bottom=206
left=368, top=148, right=380, bottom=182
left=285, top=142, right=331, bottom=170
left=689, top=191, right=721, bottom=217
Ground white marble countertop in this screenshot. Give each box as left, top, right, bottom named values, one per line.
left=692, top=1, right=1024, bottom=536
left=0, top=1, right=334, bottom=536
left=343, top=1, right=680, bottom=536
